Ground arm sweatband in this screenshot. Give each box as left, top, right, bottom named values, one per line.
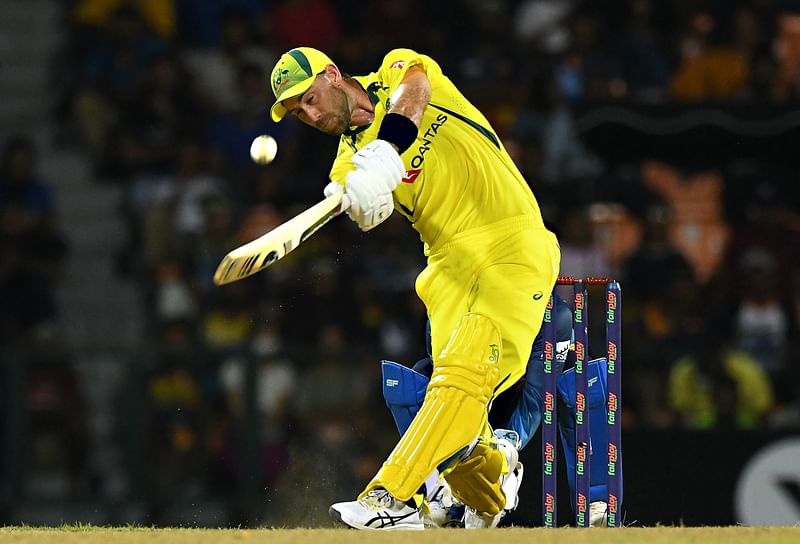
left=377, top=112, right=418, bottom=154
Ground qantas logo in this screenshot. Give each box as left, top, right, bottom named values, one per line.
left=410, top=113, right=447, bottom=168
left=402, top=169, right=421, bottom=183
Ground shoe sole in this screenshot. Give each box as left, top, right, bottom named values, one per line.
left=506, top=462, right=524, bottom=511
left=329, top=506, right=351, bottom=528
left=329, top=506, right=424, bottom=531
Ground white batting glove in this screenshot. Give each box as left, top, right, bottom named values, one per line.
left=344, top=139, right=405, bottom=231
left=323, top=176, right=393, bottom=232
left=344, top=169, right=396, bottom=231
left=352, top=139, right=405, bottom=190
left=323, top=181, right=351, bottom=213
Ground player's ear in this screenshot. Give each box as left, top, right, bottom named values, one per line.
left=323, top=63, right=342, bottom=84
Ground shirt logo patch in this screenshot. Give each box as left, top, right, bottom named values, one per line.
left=390, top=60, right=405, bottom=69
left=402, top=169, right=422, bottom=183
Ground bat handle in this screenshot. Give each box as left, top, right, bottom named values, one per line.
left=323, top=183, right=350, bottom=215
left=335, top=192, right=351, bottom=214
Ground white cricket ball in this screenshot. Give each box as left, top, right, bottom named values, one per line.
left=250, top=135, right=278, bottom=164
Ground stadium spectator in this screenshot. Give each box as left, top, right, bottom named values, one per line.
left=0, top=137, right=68, bottom=343
left=668, top=326, right=774, bottom=429
left=670, top=7, right=750, bottom=102
left=24, top=331, right=88, bottom=498
left=182, top=7, right=276, bottom=114
left=72, top=5, right=167, bottom=170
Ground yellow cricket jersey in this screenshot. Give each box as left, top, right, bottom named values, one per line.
left=329, top=48, right=544, bottom=254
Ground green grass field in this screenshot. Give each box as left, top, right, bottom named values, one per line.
left=2, top=526, right=800, bottom=544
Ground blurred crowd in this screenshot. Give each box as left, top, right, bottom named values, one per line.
left=2, top=0, right=800, bottom=526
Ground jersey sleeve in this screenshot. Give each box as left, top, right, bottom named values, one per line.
left=378, top=48, right=443, bottom=94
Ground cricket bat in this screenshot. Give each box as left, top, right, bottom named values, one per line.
left=213, top=192, right=343, bottom=286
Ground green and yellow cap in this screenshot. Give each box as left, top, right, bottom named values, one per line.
left=269, top=47, right=334, bottom=122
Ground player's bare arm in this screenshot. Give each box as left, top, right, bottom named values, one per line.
left=388, top=64, right=432, bottom=131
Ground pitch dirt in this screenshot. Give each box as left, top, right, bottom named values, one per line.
left=2, top=527, right=800, bottom=544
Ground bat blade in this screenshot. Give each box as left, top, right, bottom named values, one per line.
left=213, top=192, right=343, bottom=286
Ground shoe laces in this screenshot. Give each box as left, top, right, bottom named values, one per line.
left=361, top=489, right=394, bottom=511
left=428, top=484, right=454, bottom=509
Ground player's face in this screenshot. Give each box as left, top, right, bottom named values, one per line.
left=283, top=76, right=351, bottom=136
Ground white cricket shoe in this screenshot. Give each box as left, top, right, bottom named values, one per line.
left=329, top=488, right=424, bottom=530
left=464, top=430, right=524, bottom=529
left=422, top=480, right=465, bottom=528
left=589, top=500, right=609, bottom=527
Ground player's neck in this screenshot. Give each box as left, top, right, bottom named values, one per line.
left=347, top=79, right=375, bottom=127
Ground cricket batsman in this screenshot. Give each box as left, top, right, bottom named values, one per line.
left=269, top=46, right=560, bottom=530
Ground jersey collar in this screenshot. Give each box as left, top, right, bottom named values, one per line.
left=344, top=75, right=380, bottom=140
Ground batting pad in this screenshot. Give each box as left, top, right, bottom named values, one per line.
left=445, top=437, right=508, bottom=516
left=361, top=313, right=502, bottom=502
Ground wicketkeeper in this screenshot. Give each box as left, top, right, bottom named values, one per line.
left=269, top=46, right=560, bottom=530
